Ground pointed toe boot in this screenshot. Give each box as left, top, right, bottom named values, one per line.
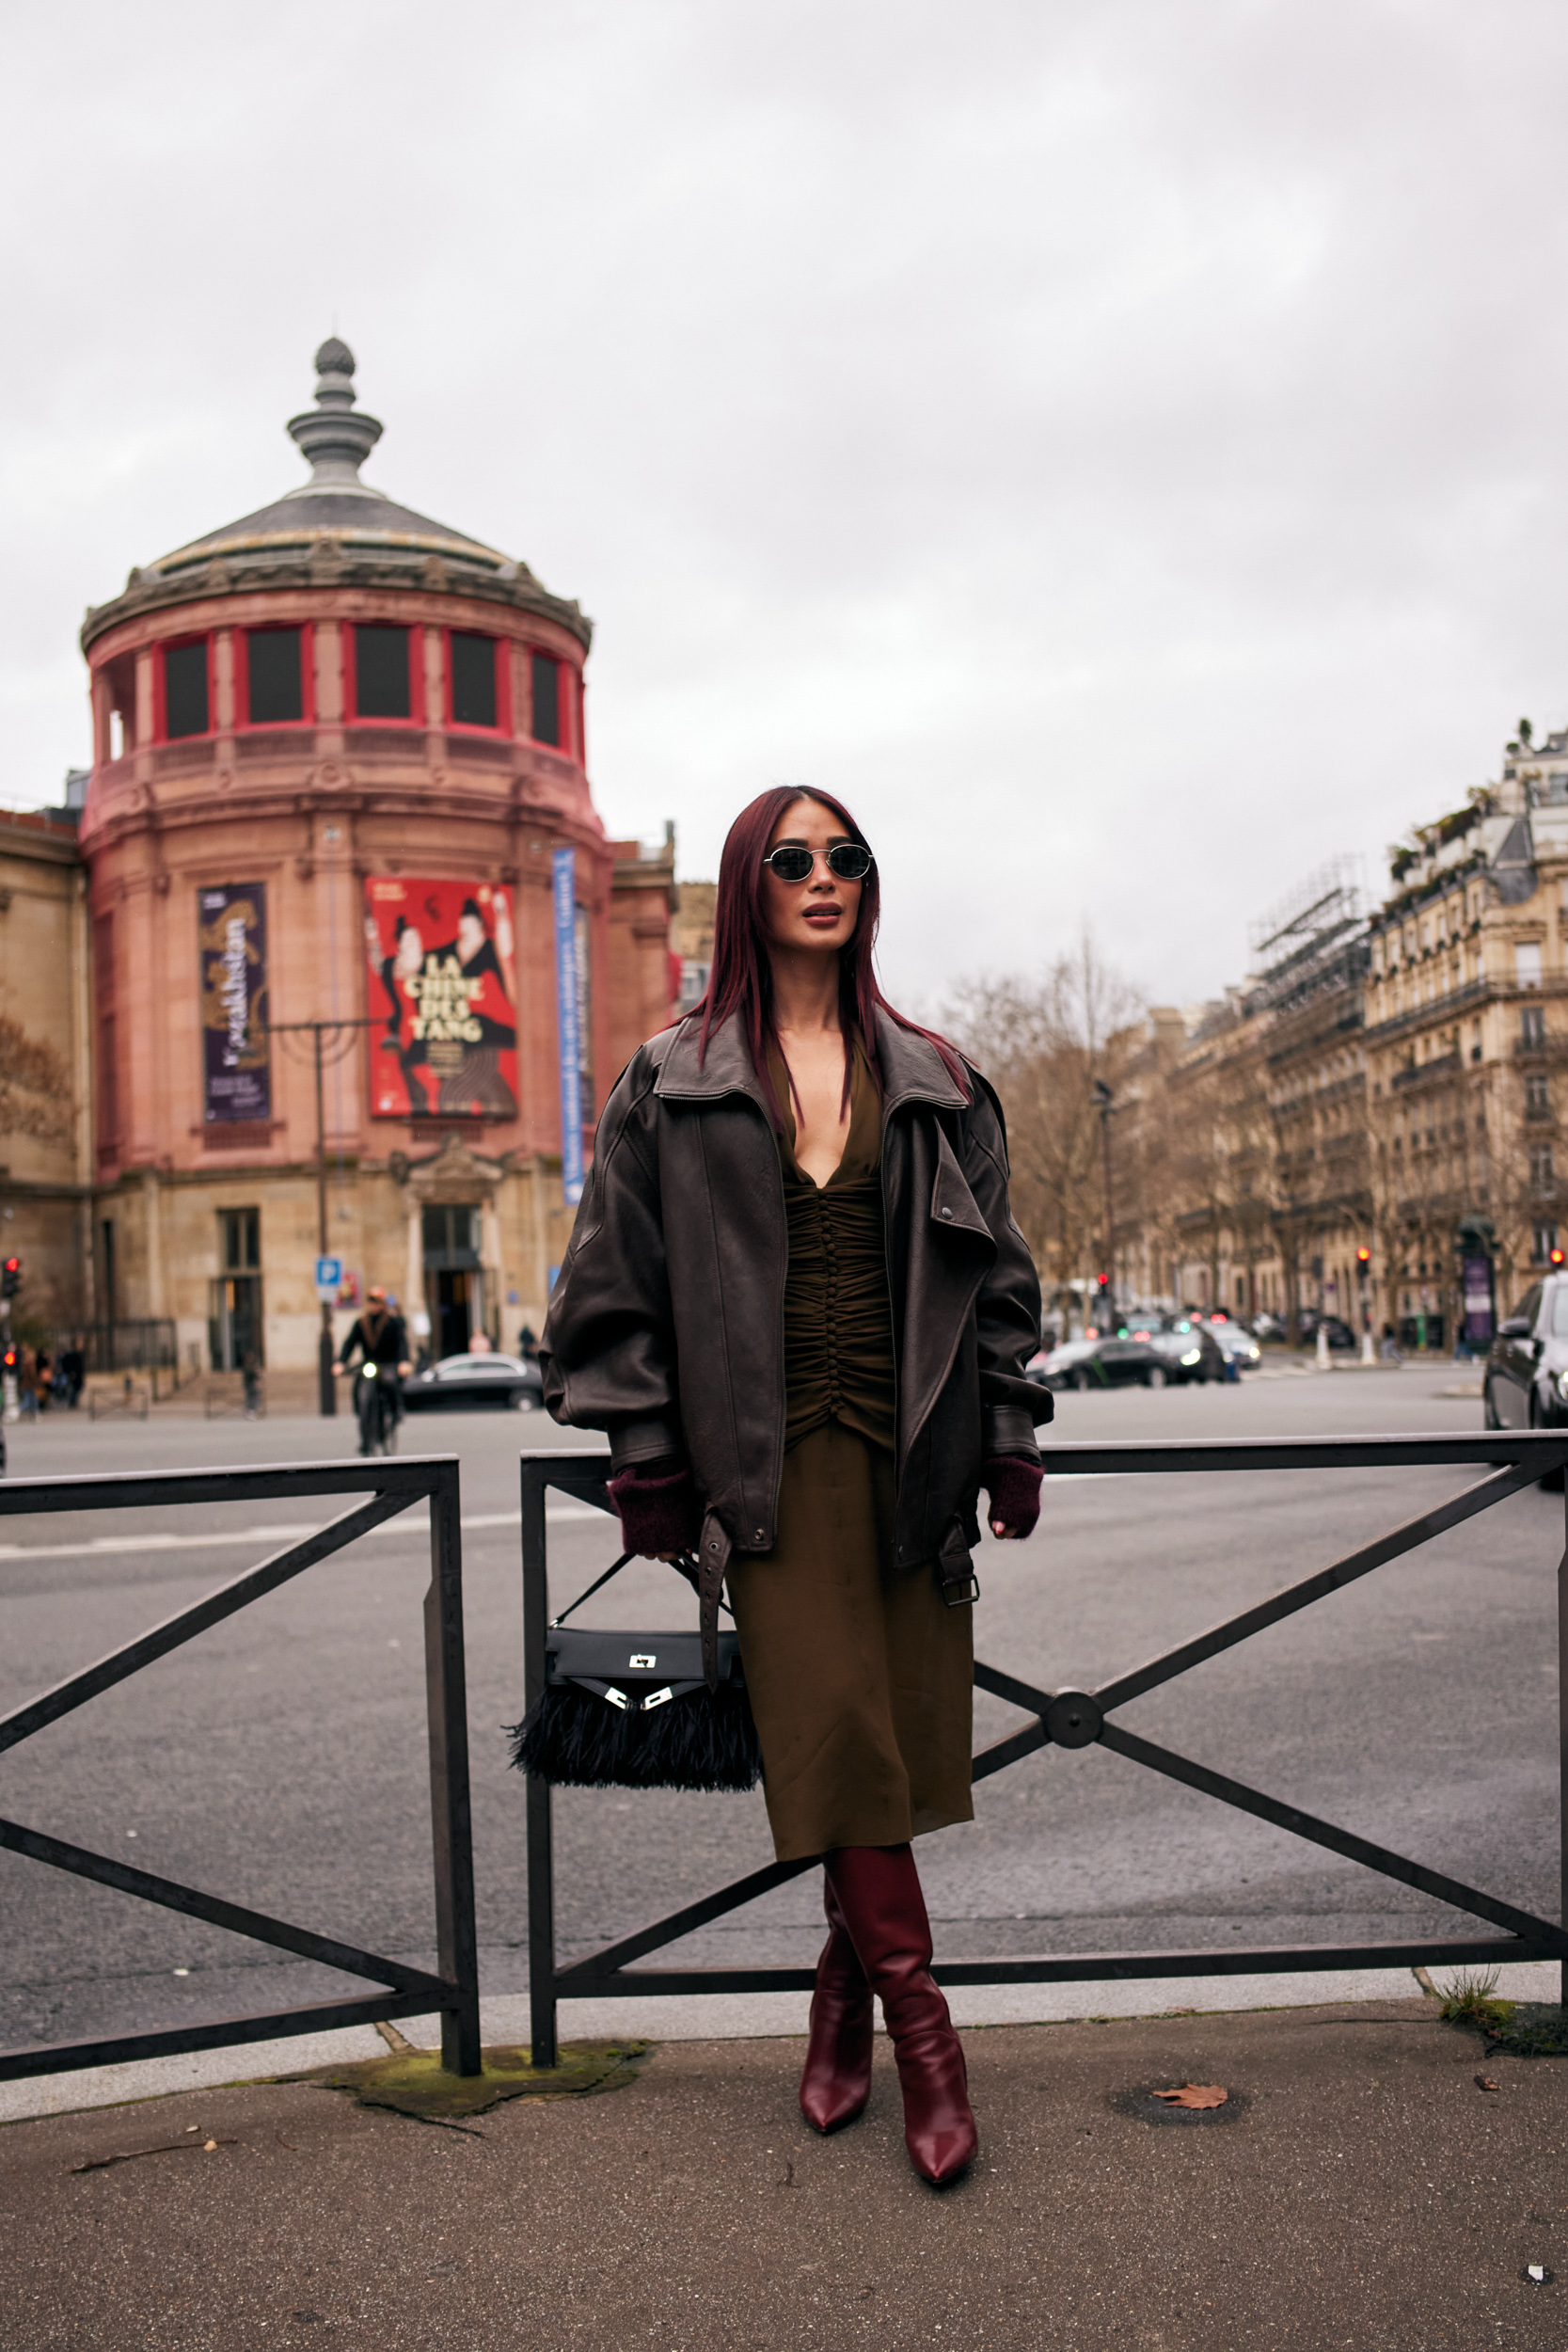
left=826, top=1844, right=977, bottom=2186
left=799, top=1873, right=874, bottom=2133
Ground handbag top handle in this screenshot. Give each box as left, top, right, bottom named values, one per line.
left=547, top=1546, right=733, bottom=1631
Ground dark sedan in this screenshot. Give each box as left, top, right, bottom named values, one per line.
left=402, top=1351, right=544, bottom=1414
left=1031, top=1337, right=1169, bottom=1391
left=1147, top=1325, right=1228, bottom=1385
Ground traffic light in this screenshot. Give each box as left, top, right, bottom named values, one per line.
left=1, top=1346, right=15, bottom=1372
left=1551, top=1248, right=1566, bottom=1269
left=0, top=1257, right=19, bottom=1300
left=1355, top=1247, right=1370, bottom=1271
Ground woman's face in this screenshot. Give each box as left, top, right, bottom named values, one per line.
left=760, top=798, right=863, bottom=958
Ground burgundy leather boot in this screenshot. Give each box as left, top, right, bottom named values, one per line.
left=825, top=1844, right=977, bottom=2185
left=799, top=1867, right=874, bottom=2132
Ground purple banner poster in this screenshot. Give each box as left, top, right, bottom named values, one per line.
left=198, top=884, right=271, bottom=1125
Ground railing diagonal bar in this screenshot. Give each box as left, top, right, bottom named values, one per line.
left=0, top=1817, right=449, bottom=1995
left=970, top=1718, right=1052, bottom=1785
left=974, top=1661, right=1056, bottom=1716
left=555, top=1855, right=817, bottom=1983
left=1093, top=1461, right=1535, bottom=1717
left=0, top=1490, right=419, bottom=1757
left=1097, top=1722, right=1568, bottom=1952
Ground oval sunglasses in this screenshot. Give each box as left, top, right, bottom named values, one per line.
left=762, top=842, right=875, bottom=883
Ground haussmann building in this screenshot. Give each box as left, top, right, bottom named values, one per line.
left=5, top=339, right=675, bottom=1381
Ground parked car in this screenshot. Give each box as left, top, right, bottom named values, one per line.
left=1212, top=1324, right=1261, bottom=1372
left=1483, top=1274, right=1568, bottom=1486
left=1146, top=1325, right=1228, bottom=1385
left=1296, top=1310, right=1358, bottom=1351
left=402, top=1350, right=544, bottom=1413
left=1031, top=1337, right=1170, bottom=1391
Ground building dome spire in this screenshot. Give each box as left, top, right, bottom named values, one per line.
left=285, top=337, right=384, bottom=495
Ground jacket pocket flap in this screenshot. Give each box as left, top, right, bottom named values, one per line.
left=928, top=1129, right=994, bottom=1243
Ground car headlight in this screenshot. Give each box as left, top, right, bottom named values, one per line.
left=1180, top=1350, right=1200, bottom=1365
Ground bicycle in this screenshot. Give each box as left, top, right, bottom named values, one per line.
left=353, top=1363, right=402, bottom=1456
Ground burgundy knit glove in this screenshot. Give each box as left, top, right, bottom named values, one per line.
left=983, top=1456, right=1042, bottom=1540
left=607, top=1459, right=702, bottom=1559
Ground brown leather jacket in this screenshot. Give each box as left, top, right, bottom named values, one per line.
left=540, top=1009, right=1047, bottom=1608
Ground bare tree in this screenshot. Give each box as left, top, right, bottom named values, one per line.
left=945, top=937, right=1147, bottom=1315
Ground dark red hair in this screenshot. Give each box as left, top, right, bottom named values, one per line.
left=692, top=786, right=971, bottom=1129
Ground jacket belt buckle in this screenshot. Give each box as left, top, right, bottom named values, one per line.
left=940, top=1569, right=981, bottom=1609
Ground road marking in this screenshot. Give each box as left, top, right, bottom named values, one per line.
left=0, top=1501, right=606, bottom=1564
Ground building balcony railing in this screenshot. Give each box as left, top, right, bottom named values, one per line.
left=1391, top=1052, right=1464, bottom=1093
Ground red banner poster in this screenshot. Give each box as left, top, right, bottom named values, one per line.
left=364, top=878, right=518, bottom=1118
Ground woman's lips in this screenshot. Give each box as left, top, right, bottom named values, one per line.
left=803, top=905, right=843, bottom=925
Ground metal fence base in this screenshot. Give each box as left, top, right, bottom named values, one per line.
left=0, top=1455, right=481, bottom=2082
left=521, top=1437, right=1568, bottom=2070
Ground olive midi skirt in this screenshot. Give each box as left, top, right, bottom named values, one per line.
left=726, top=1421, right=975, bottom=1863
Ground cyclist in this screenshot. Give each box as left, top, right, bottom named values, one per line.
left=332, top=1288, right=413, bottom=1455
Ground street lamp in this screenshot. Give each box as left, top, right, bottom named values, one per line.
left=1093, top=1079, right=1117, bottom=1319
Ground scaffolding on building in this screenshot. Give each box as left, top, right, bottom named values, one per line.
left=1243, top=858, right=1370, bottom=1019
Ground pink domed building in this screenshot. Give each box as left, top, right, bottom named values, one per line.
left=70, top=340, right=674, bottom=1381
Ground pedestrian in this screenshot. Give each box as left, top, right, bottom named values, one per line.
left=241, top=1346, right=262, bottom=1420
left=541, top=786, right=1046, bottom=2186
left=332, top=1287, right=413, bottom=1455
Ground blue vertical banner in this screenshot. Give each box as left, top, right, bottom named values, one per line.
left=552, top=847, right=584, bottom=1204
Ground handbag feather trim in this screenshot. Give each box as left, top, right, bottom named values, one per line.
left=507, top=1679, right=763, bottom=1792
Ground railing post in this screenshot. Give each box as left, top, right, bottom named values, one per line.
left=522, top=1459, right=558, bottom=2070
left=424, top=1459, right=481, bottom=2074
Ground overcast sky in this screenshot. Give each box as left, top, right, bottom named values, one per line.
left=5, top=0, right=1567, bottom=1014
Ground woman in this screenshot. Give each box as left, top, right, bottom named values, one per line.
left=540, top=787, right=1046, bottom=2186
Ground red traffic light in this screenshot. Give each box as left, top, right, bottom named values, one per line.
left=1551, top=1248, right=1565, bottom=1268
left=1355, top=1247, right=1370, bottom=1265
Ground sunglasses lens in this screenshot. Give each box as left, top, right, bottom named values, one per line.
left=767, top=848, right=815, bottom=882
left=827, top=845, right=872, bottom=881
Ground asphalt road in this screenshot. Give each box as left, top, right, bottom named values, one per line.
left=0, top=1364, right=1560, bottom=2052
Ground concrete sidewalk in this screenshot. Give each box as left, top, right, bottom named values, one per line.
left=4, top=1997, right=1564, bottom=2350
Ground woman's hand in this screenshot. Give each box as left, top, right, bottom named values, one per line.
left=608, top=1459, right=702, bottom=1560
left=983, top=1458, right=1043, bottom=1542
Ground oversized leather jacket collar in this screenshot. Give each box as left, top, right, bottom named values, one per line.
left=540, top=1009, right=1046, bottom=1593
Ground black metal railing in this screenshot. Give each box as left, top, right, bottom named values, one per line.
left=0, top=1456, right=480, bottom=2081
left=521, top=1435, right=1568, bottom=2069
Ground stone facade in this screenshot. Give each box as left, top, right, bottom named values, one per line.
left=1113, top=732, right=1567, bottom=1345
left=3, top=342, right=676, bottom=1373
left=0, top=806, right=93, bottom=1327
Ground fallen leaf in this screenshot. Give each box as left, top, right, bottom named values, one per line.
left=70, top=2137, right=237, bottom=2174
left=1476, top=2074, right=1500, bottom=2092
left=1151, top=2084, right=1228, bottom=2110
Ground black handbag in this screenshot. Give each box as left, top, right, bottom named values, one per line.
left=507, top=1550, right=764, bottom=1793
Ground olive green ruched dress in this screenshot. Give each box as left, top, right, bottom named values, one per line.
left=725, top=1047, right=974, bottom=1863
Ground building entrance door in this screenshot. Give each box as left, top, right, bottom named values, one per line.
left=209, top=1207, right=264, bottom=1370
left=434, top=1268, right=473, bottom=1357
left=422, top=1204, right=483, bottom=1359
